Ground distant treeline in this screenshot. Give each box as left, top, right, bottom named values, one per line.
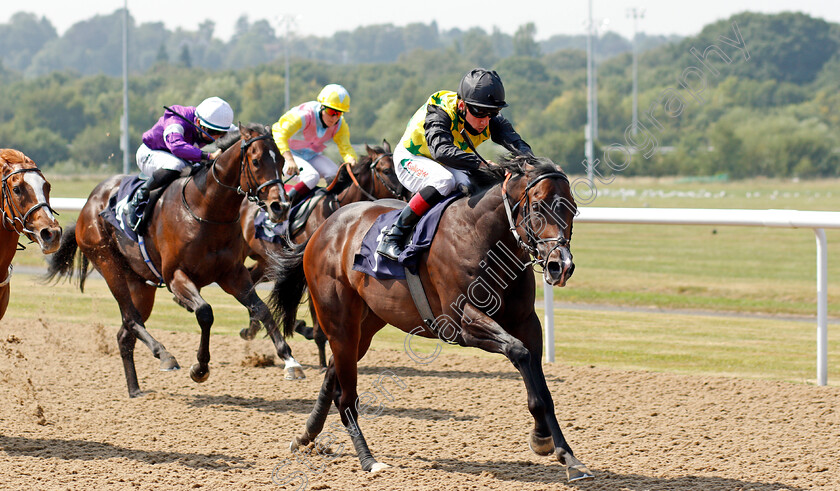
left=0, top=11, right=838, bottom=178
left=0, top=10, right=678, bottom=76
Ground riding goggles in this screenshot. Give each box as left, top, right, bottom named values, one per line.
left=323, top=107, right=343, bottom=118
left=466, top=104, right=500, bottom=119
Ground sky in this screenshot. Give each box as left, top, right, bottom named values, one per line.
left=3, top=0, right=840, bottom=42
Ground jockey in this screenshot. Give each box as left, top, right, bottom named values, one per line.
left=126, top=96, right=236, bottom=231
left=272, top=84, right=358, bottom=206
left=376, top=68, right=533, bottom=260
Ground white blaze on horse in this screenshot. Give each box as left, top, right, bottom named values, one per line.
left=0, top=149, right=62, bottom=320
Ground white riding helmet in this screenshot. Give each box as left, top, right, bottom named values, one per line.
left=195, top=97, right=237, bottom=132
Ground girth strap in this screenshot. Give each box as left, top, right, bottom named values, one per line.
left=403, top=266, right=436, bottom=329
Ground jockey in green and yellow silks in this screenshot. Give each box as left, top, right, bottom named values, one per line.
left=376, top=68, right=533, bottom=261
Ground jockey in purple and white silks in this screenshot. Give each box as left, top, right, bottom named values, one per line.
left=272, top=84, right=358, bottom=206
left=376, top=68, right=533, bottom=260
left=126, top=96, right=237, bottom=231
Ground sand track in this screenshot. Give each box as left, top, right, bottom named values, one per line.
left=0, top=317, right=837, bottom=490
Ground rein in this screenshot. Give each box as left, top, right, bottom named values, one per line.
left=325, top=152, right=402, bottom=201
left=501, top=170, right=571, bottom=269
left=183, top=132, right=283, bottom=224
left=1, top=166, right=57, bottom=248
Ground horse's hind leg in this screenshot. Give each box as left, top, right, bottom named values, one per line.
left=291, top=361, right=337, bottom=449
left=219, top=269, right=305, bottom=380
left=93, top=259, right=178, bottom=397
left=310, top=301, right=328, bottom=370
left=322, top=306, right=389, bottom=473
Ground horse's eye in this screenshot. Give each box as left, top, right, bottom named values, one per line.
left=12, top=186, right=21, bottom=196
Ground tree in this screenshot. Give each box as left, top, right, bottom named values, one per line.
left=513, top=23, right=540, bottom=58
left=179, top=45, right=192, bottom=68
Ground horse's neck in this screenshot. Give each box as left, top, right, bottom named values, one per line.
left=336, top=166, right=369, bottom=205
left=194, top=156, right=244, bottom=221
left=0, top=226, right=18, bottom=270
left=452, top=184, right=526, bottom=258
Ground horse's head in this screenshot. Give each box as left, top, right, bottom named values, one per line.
left=233, top=124, right=290, bottom=223
left=0, top=149, right=62, bottom=254
left=503, top=155, right=576, bottom=287
left=364, top=140, right=409, bottom=201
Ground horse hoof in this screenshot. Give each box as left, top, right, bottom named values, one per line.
left=239, top=327, right=256, bottom=341
left=159, top=357, right=181, bottom=371
left=285, top=366, right=306, bottom=380
left=189, top=363, right=210, bottom=383
left=369, top=462, right=390, bottom=473
left=528, top=430, right=554, bottom=456
left=566, top=464, right=594, bottom=481
left=128, top=390, right=145, bottom=398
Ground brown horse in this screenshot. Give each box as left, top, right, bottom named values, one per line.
left=239, top=140, right=406, bottom=284
left=0, top=149, right=62, bottom=320
left=45, top=124, right=302, bottom=398
left=269, top=154, right=593, bottom=481
left=239, top=141, right=407, bottom=367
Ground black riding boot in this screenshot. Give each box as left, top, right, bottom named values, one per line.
left=125, top=183, right=151, bottom=231
left=126, top=168, right=179, bottom=232
left=376, top=205, right=421, bottom=260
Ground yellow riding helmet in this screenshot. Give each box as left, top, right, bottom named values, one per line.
left=317, top=84, right=351, bottom=113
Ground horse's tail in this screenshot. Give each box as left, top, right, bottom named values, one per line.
left=266, top=242, right=308, bottom=339
left=43, top=223, right=91, bottom=292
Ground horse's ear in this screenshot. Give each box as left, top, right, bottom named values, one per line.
left=365, top=144, right=375, bottom=158
left=382, top=139, right=391, bottom=153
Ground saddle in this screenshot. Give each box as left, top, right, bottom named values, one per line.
left=254, top=187, right=337, bottom=243
left=351, top=192, right=462, bottom=280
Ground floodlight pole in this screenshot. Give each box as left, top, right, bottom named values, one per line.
left=628, top=8, right=645, bottom=136
left=585, top=0, right=595, bottom=182
left=122, top=1, right=130, bottom=174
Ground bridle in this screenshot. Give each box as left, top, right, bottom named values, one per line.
left=501, top=170, right=573, bottom=270
left=184, top=132, right=285, bottom=224
left=368, top=152, right=404, bottom=200
left=1, top=166, right=57, bottom=243
left=327, top=151, right=404, bottom=202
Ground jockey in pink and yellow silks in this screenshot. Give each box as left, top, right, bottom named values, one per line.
left=272, top=84, right=358, bottom=205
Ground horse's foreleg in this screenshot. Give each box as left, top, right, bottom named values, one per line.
left=239, top=259, right=265, bottom=340
left=169, top=270, right=213, bottom=383
left=459, top=303, right=593, bottom=482
left=219, top=270, right=305, bottom=380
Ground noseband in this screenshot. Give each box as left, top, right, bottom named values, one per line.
left=211, top=133, right=284, bottom=202
left=185, top=132, right=285, bottom=224
left=369, top=153, right=404, bottom=200
left=501, top=170, right=572, bottom=269
left=1, top=167, right=57, bottom=239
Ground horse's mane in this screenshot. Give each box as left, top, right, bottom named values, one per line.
left=191, top=123, right=273, bottom=189
left=214, top=123, right=271, bottom=152
left=0, top=149, right=32, bottom=165
left=470, top=154, right=565, bottom=191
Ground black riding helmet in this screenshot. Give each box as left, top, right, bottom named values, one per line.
left=457, top=68, right=508, bottom=109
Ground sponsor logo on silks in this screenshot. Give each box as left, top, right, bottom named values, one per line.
left=400, top=159, right=429, bottom=178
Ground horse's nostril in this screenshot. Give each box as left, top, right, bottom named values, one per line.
left=547, top=261, right=561, bottom=277
left=269, top=202, right=284, bottom=216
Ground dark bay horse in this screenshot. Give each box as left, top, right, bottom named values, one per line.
left=46, top=124, right=302, bottom=398
left=269, top=154, right=592, bottom=481
left=0, top=149, right=62, bottom=320
left=239, top=140, right=408, bottom=367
